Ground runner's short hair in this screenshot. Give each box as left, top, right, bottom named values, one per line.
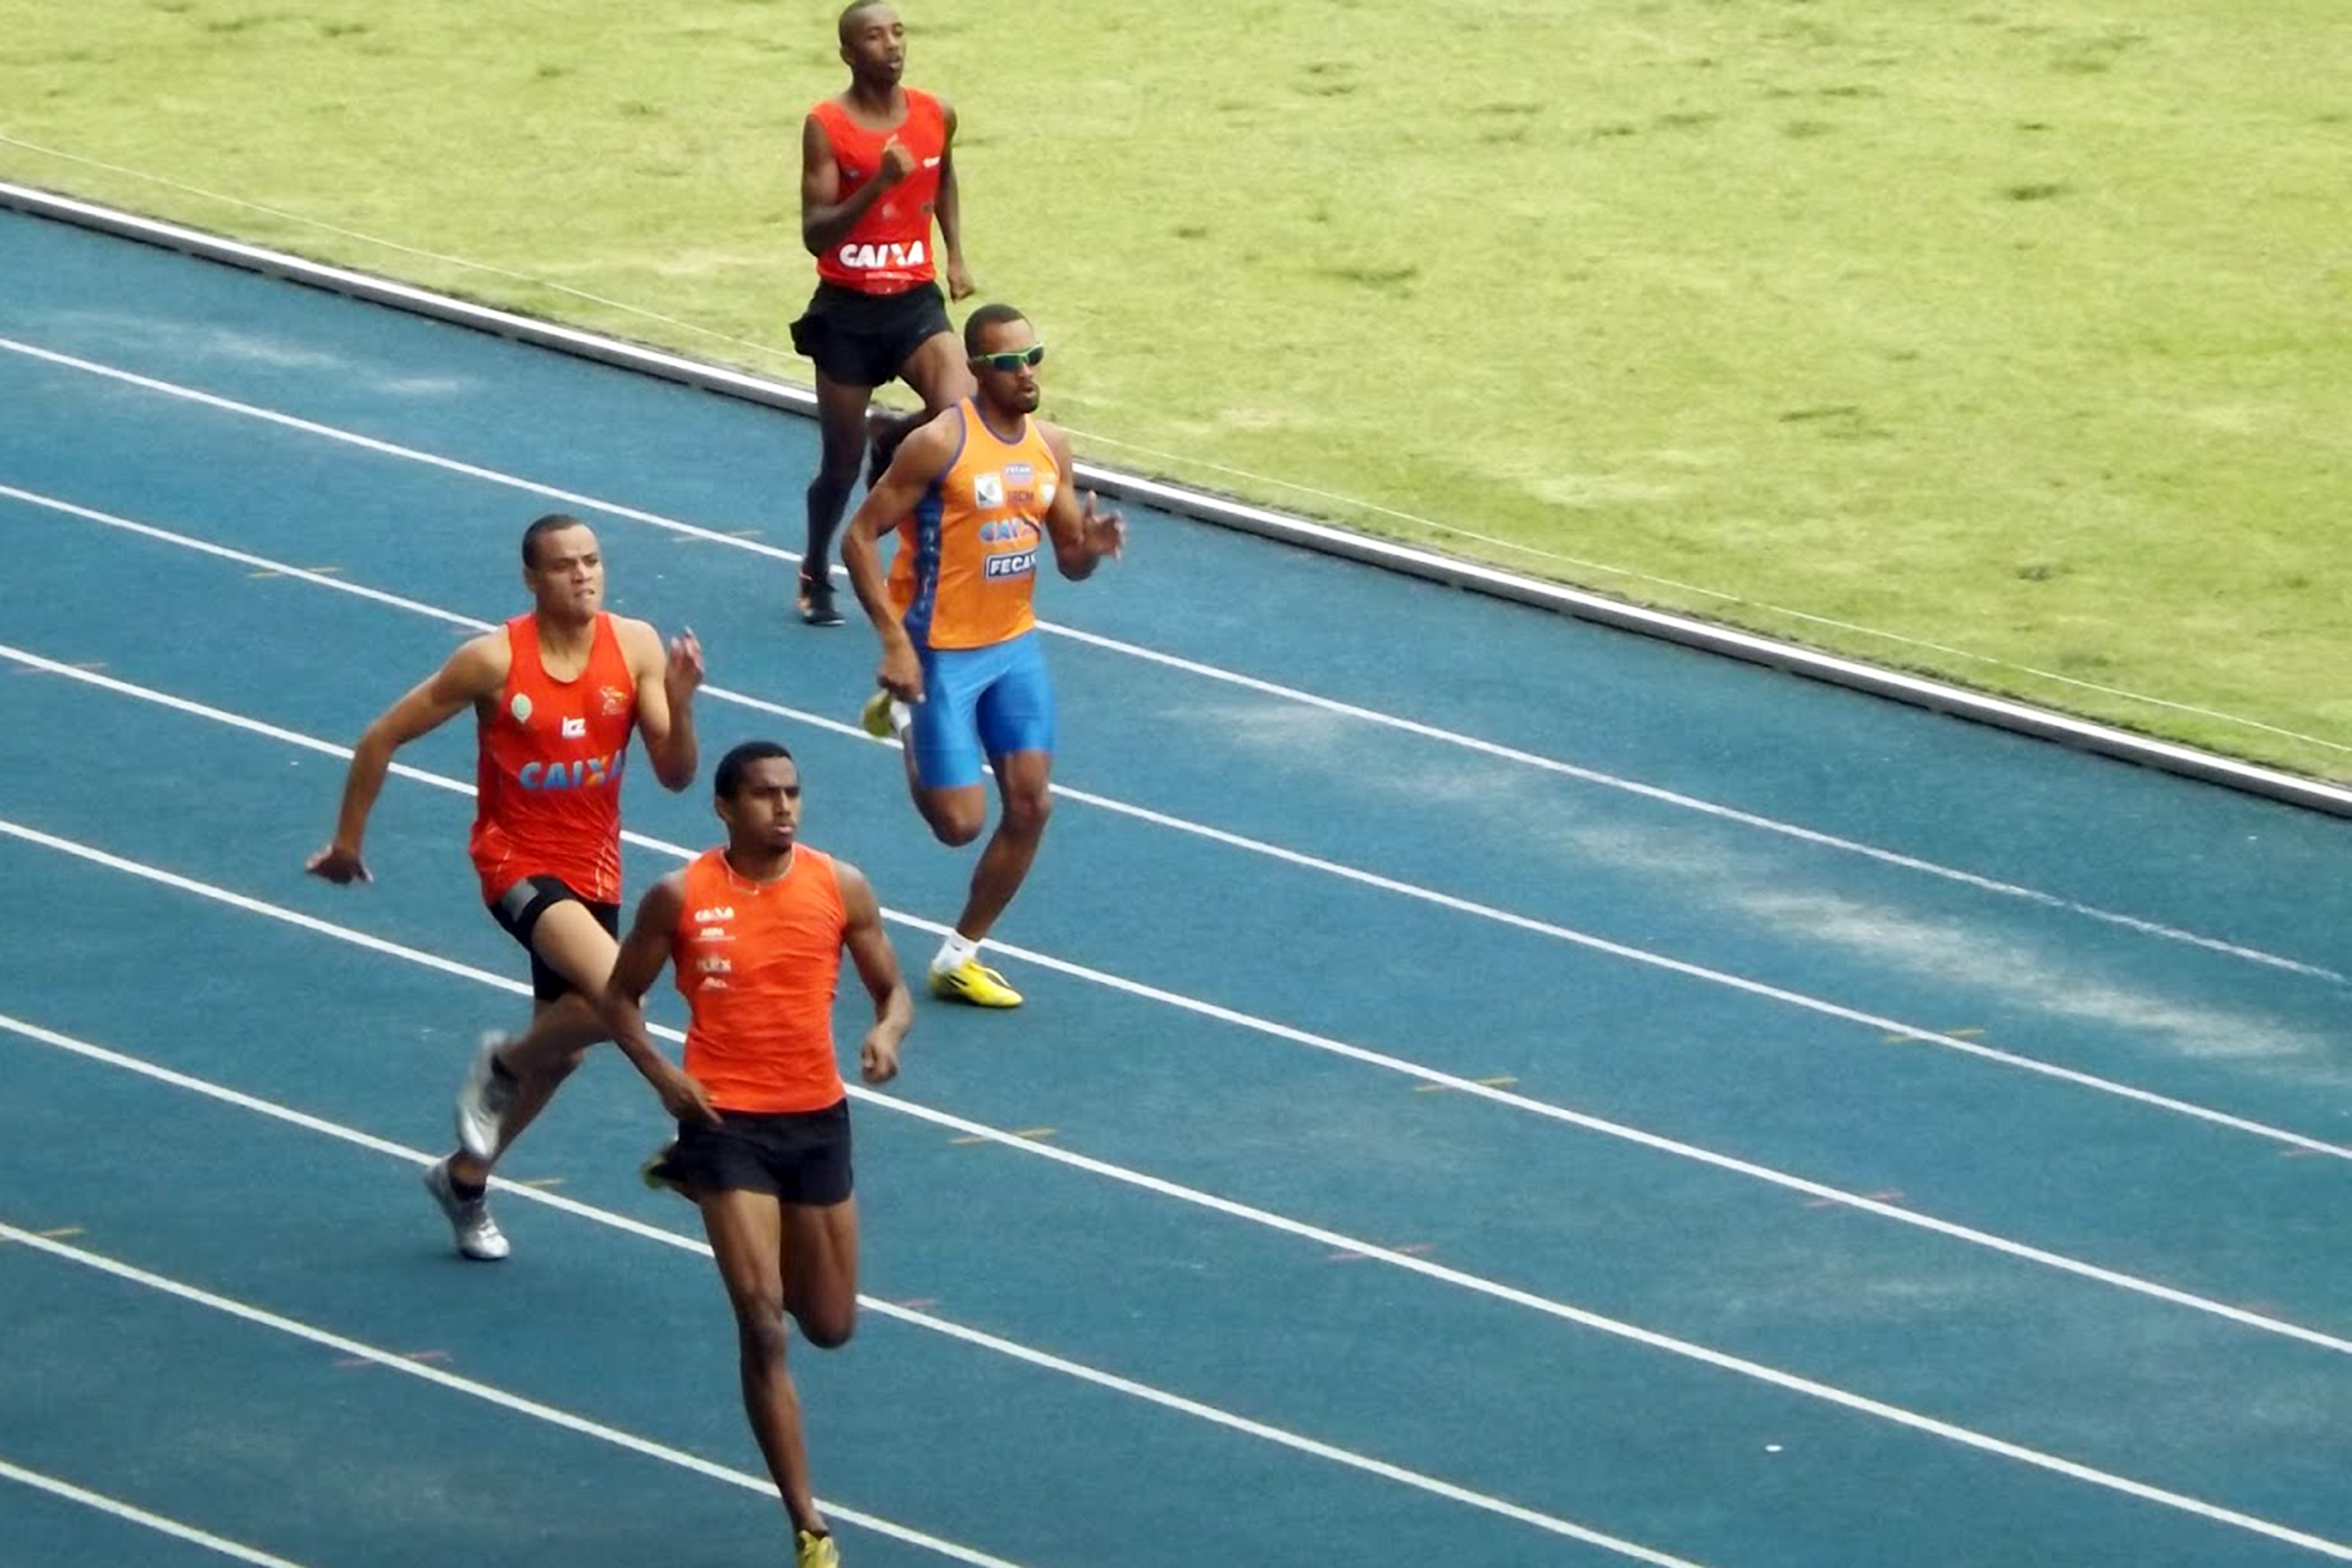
left=963, top=303, right=1029, bottom=355
left=520, top=513, right=589, bottom=569
left=716, top=740, right=797, bottom=799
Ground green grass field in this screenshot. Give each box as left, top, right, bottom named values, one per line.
left=5, top=0, right=2346, bottom=779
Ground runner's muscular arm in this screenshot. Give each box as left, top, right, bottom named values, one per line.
left=599, top=872, right=719, bottom=1124
left=306, top=632, right=508, bottom=884
left=1038, top=423, right=1126, bottom=582
left=834, top=859, right=912, bottom=1083
left=935, top=100, right=974, bottom=299
left=841, top=409, right=960, bottom=700
left=801, top=114, right=904, bottom=255
left=619, top=618, right=702, bottom=792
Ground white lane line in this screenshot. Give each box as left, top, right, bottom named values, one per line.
left=9, top=482, right=2343, bottom=1151
left=1034, top=615, right=2344, bottom=981
left=0, top=478, right=1815, bottom=974
left=0, top=1008, right=1716, bottom=1568
left=6, top=645, right=2350, bottom=1361
left=0, top=341, right=2332, bottom=988
left=3, top=835, right=2349, bottom=1562
left=0, top=1458, right=315, bottom=1568
left=2, top=618, right=2340, bottom=1170
left=0, top=1226, right=1032, bottom=1568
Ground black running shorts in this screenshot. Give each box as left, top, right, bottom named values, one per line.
left=653, top=1100, right=855, bottom=1207
left=790, top=281, right=953, bottom=388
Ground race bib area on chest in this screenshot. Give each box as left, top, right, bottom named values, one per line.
left=836, top=239, right=928, bottom=270
left=515, top=751, right=626, bottom=790
left=974, top=516, right=1041, bottom=581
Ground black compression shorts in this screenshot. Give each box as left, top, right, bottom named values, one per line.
left=486, top=874, right=619, bottom=1002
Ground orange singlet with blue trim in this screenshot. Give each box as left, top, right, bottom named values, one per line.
left=886, top=401, right=1061, bottom=651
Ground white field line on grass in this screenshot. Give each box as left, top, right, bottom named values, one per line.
left=0, top=1458, right=314, bottom=1568
left=4, top=835, right=2352, bottom=1566
left=0, top=1009, right=1715, bottom=1568
left=5, top=489, right=2345, bottom=1152
left=0, top=1225, right=1032, bottom=1568
left=5, top=167, right=2344, bottom=768
left=0, top=144, right=801, bottom=364
left=0, top=336, right=2335, bottom=988
left=6, top=638, right=2352, bottom=1352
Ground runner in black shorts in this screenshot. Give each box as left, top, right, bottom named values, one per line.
left=600, top=741, right=910, bottom=1568
left=791, top=3, right=978, bottom=629
left=305, top=513, right=705, bottom=1263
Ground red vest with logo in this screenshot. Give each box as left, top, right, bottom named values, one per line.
left=469, top=613, right=635, bottom=903
left=812, top=88, right=947, bottom=293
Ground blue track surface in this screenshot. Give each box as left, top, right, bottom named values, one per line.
left=2, top=209, right=2347, bottom=1568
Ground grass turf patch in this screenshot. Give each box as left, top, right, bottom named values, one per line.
left=4, top=0, right=2346, bottom=778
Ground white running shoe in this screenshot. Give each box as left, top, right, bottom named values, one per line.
left=453, top=1032, right=516, bottom=1162
left=422, top=1157, right=510, bottom=1261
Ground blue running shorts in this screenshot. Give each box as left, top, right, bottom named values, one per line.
left=908, top=631, right=1055, bottom=788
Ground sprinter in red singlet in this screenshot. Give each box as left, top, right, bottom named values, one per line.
left=839, top=304, right=1126, bottom=1009
left=790, top=1, right=978, bottom=629
left=600, top=740, right=910, bottom=1568
left=306, top=513, right=703, bottom=1262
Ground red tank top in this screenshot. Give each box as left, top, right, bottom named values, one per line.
left=811, top=88, right=947, bottom=293
left=469, top=614, right=636, bottom=904
left=673, top=846, right=848, bottom=1113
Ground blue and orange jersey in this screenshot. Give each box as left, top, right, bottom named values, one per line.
left=469, top=613, right=636, bottom=904
left=887, top=401, right=1062, bottom=651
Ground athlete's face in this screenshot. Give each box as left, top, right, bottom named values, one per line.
left=524, top=525, right=604, bottom=621
left=839, top=5, right=905, bottom=84
left=719, top=756, right=803, bottom=854
left=969, top=318, right=1043, bottom=418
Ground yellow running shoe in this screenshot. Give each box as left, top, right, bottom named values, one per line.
left=795, top=1529, right=840, bottom=1568
left=929, top=956, right=1023, bottom=1008
left=638, top=1140, right=692, bottom=1200
left=859, top=688, right=902, bottom=740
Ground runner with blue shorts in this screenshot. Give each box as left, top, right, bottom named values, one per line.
left=838, top=303, right=1127, bottom=1007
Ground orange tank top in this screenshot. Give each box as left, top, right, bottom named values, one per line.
left=469, top=614, right=636, bottom=904
left=811, top=88, right=947, bottom=293
left=673, top=846, right=848, bottom=1113
left=887, top=401, right=1062, bottom=650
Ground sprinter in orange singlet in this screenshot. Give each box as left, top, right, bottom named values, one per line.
left=838, top=304, right=1126, bottom=1008
left=306, top=513, right=703, bottom=1262
left=790, top=1, right=977, bottom=628
left=600, top=740, right=910, bottom=1568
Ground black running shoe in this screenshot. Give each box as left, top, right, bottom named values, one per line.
left=797, top=571, right=844, bottom=628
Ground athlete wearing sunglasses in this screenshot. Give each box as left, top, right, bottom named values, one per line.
left=971, top=343, right=1045, bottom=373
left=838, top=304, right=1127, bottom=1009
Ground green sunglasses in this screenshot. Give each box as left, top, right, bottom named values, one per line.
left=972, top=343, right=1046, bottom=372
